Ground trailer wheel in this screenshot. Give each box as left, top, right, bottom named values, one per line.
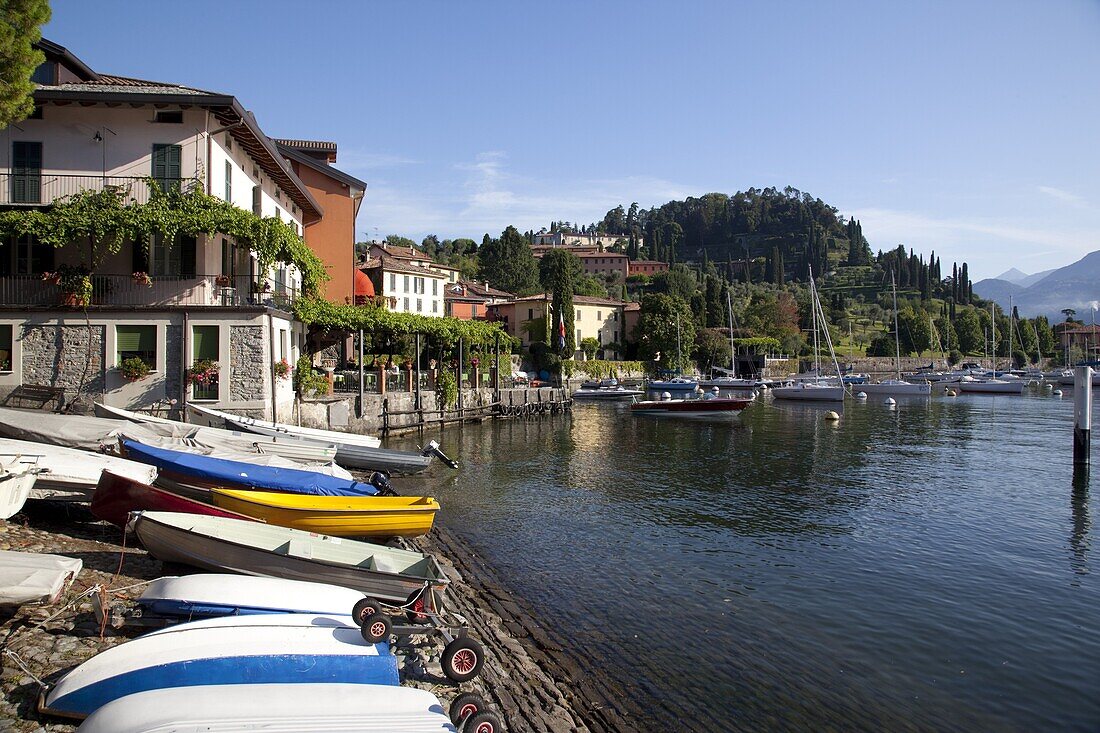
left=359, top=612, right=392, bottom=644
left=352, top=597, right=385, bottom=625
left=448, top=692, right=488, bottom=726
left=463, top=710, right=503, bottom=733
left=442, top=637, right=484, bottom=682
left=404, top=588, right=430, bottom=624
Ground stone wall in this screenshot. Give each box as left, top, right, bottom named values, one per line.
left=229, top=325, right=265, bottom=401
left=21, top=324, right=106, bottom=396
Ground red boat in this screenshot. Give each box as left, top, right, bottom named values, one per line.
left=629, top=395, right=753, bottom=418
left=91, top=471, right=259, bottom=528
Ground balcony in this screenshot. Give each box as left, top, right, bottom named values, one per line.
left=0, top=174, right=195, bottom=207
left=0, top=274, right=297, bottom=311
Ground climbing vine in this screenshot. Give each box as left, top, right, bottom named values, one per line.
left=293, top=296, right=516, bottom=350
left=0, top=182, right=328, bottom=294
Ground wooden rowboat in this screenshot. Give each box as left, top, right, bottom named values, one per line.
left=210, top=489, right=439, bottom=538
left=90, top=471, right=258, bottom=528
left=129, top=512, right=448, bottom=607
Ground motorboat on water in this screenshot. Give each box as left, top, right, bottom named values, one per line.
left=572, top=385, right=645, bottom=400
left=647, top=376, right=700, bottom=391
left=771, top=380, right=846, bottom=401
left=630, top=390, right=753, bottom=417
left=956, top=375, right=1024, bottom=394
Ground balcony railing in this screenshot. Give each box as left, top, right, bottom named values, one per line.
left=0, top=174, right=196, bottom=206
left=0, top=274, right=297, bottom=311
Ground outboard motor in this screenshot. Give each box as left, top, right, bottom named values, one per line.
left=421, top=439, right=460, bottom=470
left=367, top=471, right=399, bottom=496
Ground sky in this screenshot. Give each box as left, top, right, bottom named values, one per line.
left=41, top=0, right=1100, bottom=280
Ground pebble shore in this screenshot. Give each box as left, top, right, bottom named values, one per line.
left=0, top=503, right=640, bottom=733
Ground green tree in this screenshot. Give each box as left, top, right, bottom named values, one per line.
left=478, top=226, right=539, bottom=295
left=1034, top=316, right=1055, bottom=358
left=635, top=293, right=696, bottom=373
left=384, top=234, right=418, bottom=249
left=693, top=328, right=729, bottom=373
left=954, top=308, right=983, bottom=354
left=579, top=337, right=599, bottom=361
left=650, top=264, right=697, bottom=303
left=896, top=307, right=931, bottom=355
left=538, top=248, right=579, bottom=357
left=574, top=274, right=608, bottom=298
left=0, top=0, right=50, bottom=127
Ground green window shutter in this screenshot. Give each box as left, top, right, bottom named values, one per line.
left=152, top=144, right=181, bottom=191
left=12, top=142, right=42, bottom=203
left=117, top=325, right=155, bottom=353
left=192, top=325, right=219, bottom=361
left=179, top=235, right=196, bottom=276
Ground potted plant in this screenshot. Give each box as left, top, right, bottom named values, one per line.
left=45, top=264, right=92, bottom=306
left=250, top=280, right=272, bottom=294
left=131, top=271, right=153, bottom=287
left=273, top=358, right=291, bottom=380
left=215, top=274, right=233, bottom=287
left=119, top=356, right=151, bottom=382
left=186, top=359, right=219, bottom=386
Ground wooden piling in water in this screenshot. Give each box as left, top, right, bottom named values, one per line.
left=1074, top=366, right=1092, bottom=466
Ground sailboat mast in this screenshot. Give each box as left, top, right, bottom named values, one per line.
left=810, top=265, right=820, bottom=382
left=991, top=301, right=996, bottom=372
left=676, top=313, right=682, bottom=372
left=892, top=273, right=901, bottom=380
left=726, top=289, right=736, bottom=376
left=1008, top=295, right=1014, bottom=370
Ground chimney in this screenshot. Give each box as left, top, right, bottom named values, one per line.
left=484, top=281, right=489, bottom=291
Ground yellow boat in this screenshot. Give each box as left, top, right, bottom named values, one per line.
left=209, top=489, right=439, bottom=538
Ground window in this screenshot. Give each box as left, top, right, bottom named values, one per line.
left=251, top=185, right=262, bottom=215
left=528, top=309, right=533, bottom=321
left=9, top=234, right=53, bottom=274
left=403, top=297, right=409, bottom=311
left=279, top=330, right=288, bottom=361
left=11, top=141, right=42, bottom=204
left=191, top=325, right=219, bottom=400
left=151, top=144, right=181, bottom=192
left=225, top=134, right=232, bottom=151
left=149, top=233, right=197, bottom=277
left=153, top=111, right=183, bottom=124
left=403, top=275, right=409, bottom=292
left=0, top=325, right=11, bottom=371
left=416, top=298, right=422, bottom=313
left=117, top=325, right=157, bottom=370
left=220, top=238, right=234, bottom=278
left=576, top=310, right=582, bottom=321
left=224, top=161, right=232, bottom=202
left=432, top=280, right=438, bottom=296
left=597, top=311, right=601, bottom=320
left=433, top=300, right=438, bottom=313
left=27, top=106, right=42, bottom=120
left=614, top=311, right=619, bottom=322
left=389, top=273, right=396, bottom=292
left=31, top=61, right=56, bottom=85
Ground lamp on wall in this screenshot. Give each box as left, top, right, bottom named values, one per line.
left=92, top=131, right=102, bottom=142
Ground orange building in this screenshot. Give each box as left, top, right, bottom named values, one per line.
left=274, top=140, right=366, bottom=303
left=445, top=281, right=514, bottom=320
left=628, top=260, right=669, bottom=276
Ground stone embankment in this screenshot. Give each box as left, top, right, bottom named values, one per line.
left=0, top=504, right=637, bottom=733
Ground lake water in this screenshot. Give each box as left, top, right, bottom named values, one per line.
left=392, top=390, right=1099, bottom=732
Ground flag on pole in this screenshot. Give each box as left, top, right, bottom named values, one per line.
left=558, top=319, right=566, bottom=350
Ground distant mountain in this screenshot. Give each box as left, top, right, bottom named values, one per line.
left=993, top=267, right=1029, bottom=284
left=990, top=266, right=1056, bottom=288
left=977, top=250, right=1100, bottom=320
left=973, top=278, right=1026, bottom=305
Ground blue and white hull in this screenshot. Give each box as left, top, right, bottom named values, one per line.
left=40, top=614, right=397, bottom=720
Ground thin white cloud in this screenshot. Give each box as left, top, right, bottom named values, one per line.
left=848, top=206, right=1098, bottom=279
left=1037, top=185, right=1088, bottom=208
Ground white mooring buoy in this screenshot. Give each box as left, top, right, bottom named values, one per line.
left=884, top=397, right=896, bottom=406
left=1054, top=389, right=1063, bottom=397
left=856, top=391, right=867, bottom=400
left=946, top=389, right=957, bottom=397
left=824, top=411, right=840, bottom=421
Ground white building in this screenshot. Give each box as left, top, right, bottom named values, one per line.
left=362, top=256, right=447, bottom=316
left=0, top=39, right=321, bottom=419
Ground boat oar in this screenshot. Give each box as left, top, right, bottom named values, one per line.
left=421, top=440, right=459, bottom=470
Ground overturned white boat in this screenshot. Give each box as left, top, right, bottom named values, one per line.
left=0, top=454, right=39, bottom=518
left=76, top=683, right=458, bottom=733
left=40, top=613, right=399, bottom=720
left=0, top=550, right=82, bottom=607
left=134, top=574, right=368, bottom=620
left=0, top=436, right=156, bottom=502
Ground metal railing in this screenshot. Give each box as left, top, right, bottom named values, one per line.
left=0, top=174, right=195, bottom=206
left=0, top=273, right=297, bottom=310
